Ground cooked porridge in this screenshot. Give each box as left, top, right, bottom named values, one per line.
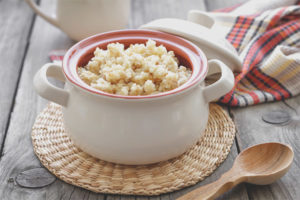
left=78, top=39, right=192, bottom=96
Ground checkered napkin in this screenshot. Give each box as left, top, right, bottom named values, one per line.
left=49, top=0, right=300, bottom=107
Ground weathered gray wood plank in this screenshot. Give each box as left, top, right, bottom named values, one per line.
left=172, top=139, right=249, bottom=200
left=0, top=0, right=37, bottom=155
left=231, top=96, right=300, bottom=199
left=129, top=0, right=249, bottom=199
left=204, top=0, right=248, bottom=11
left=120, top=195, right=136, bottom=200
left=136, top=196, right=150, bottom=200
left=107, top=195, right=121, bottom=200
left=205, top=0, right=300, bottom=199
left=128, top=0, right=216, bottom=199
left=0, top=0, right=91, bottom=199
left=0, top=0, right=251, bottom=199
left=149, top=197, right=160, bottom=200
left=129, top=0, right=206, bottom=28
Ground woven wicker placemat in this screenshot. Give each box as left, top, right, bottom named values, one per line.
left=31, top=103, right=235, bottom=196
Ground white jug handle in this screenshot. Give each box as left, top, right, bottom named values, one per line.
left=203, top=59, right=235, bottom=103
left=188, top=10, right=215, bottom=28
left=25, top=0, right=59, bottom=28
left=34, top=63, right=69, bottom=107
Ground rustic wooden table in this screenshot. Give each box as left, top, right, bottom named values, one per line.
left=1, top=0, right=299, bottom=199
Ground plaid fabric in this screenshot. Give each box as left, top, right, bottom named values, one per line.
left=49, top=0, right=300, bottom=107
left=211, top=1, right=300, bottom=106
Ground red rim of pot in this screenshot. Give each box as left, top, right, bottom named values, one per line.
left=62, top=29, right=207, bottom=99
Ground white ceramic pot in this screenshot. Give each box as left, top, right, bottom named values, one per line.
left=34, top=30, right=234, bottom=165
left=25, top=0, right=131, bottom=41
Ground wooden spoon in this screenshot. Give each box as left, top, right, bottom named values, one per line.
left=177, top=142, right=294, bottom=200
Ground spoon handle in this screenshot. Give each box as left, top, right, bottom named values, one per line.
left=177, top=169, right=244, bottom=200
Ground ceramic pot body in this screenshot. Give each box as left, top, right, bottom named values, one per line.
left=34, top=30, right=234, bottom=165
left=63, top=81, right=208, bottom=165
left=25, top=0, right=131, bottom=41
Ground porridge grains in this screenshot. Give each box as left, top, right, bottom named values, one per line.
left=78, top=39, right=192, bottom=96
left=144, top=80, right=156, bottom=94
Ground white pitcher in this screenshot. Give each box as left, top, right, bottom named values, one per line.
left=25, top=0, right=131, bottom=41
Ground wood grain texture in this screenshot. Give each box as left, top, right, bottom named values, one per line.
left=0, top=0, right=231, bottom=199
left=230, top=96, right=300, bottom=199
left=5, top=0, right=299, bottom=199
left=0, top=0, right=37, bottom=155
left=0, top=0, right=84, bottom=199
left=206, top=0, right=299, bottom=198
left=15, top=168, right=56, bottom=188
left=128, top=0, right=248, bottom=198
left=178, top=143, right=294, bottom=200
left=204, top=0, right=248, bottom=11
left=172, top=140, right=249, bottom=200
left=120, top=196, right=136, bottom=200
left=129, top=0, right=206, bottom=28
left=128, top=0, right=249, bottom=198
left=262, top=110, right=291, bottom=125
left=0, top=0, right=248, bottom=199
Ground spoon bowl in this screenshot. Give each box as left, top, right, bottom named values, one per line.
left=237, top=143, right=294, bottom=185
left=178, top=142, right=294, bottom=200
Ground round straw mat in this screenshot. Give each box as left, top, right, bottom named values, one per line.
left=32, top=103, right=235, bottom=195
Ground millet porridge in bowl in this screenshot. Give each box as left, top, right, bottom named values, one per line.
left=78, top=39, right=192, bottom=96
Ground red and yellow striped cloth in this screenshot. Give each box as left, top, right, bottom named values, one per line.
left=213, top=0, right=300, bottom=106
left=49, top=0, right=300, bottom=107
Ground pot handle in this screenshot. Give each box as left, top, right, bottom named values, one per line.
left=34, top=63, right=69, bottom=107
left=25, top=0, right=60, bottom=28
left=203, top=59, right=235, bottom=103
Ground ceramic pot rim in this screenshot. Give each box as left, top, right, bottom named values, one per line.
left=62, top=29, right=207, bottom=99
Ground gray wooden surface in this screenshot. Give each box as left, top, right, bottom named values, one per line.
left=0, top=0, right=299, bottom=199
